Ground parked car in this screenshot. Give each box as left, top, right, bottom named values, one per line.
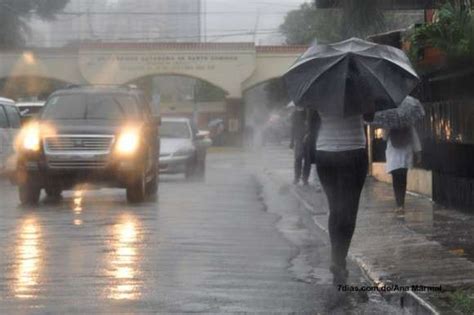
left=0, top=97, right=21, bottom=180
left=16, top=101, right=45, bottom=123
left=159, top=117, right=211, bottom=179
left=15, top=86, right=160, bottom=205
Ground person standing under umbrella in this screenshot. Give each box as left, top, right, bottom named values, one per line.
left=385, top=127, right=422, bottom=211
left=289, top=107, right=307, bottom=184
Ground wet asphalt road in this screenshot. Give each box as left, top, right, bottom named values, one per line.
left=0, top=150, right=397, bottom=314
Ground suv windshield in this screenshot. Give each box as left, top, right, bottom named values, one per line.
left=161, top=121, right=191, bottom=139
left=42, top=93, right=141, bottom=120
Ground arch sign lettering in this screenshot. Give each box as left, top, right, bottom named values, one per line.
left=78, top=43, right=256, bottom=98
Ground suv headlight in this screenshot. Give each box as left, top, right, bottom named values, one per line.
left=21, top=123, right=41, bottom=152
left=115, top=128, right=140, bottom=155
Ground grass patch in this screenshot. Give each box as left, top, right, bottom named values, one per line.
left=440, top=289, right=474, bottom=314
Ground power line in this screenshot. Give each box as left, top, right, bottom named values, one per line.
left=205, top=0, right=300, bottom=8
left=57, top=10, right=290, bottom=16
left=43, top=27, right=280, bottom=35
left=68, top=0, right=300, bottom=7
left=29, top=30, right=283, bottom=43
left=29, top=27, right=281, bottom=39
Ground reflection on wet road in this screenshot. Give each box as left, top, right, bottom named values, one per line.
left=0, top=151, right=396, bottom=313
left=72, top=190, right=83, bottom=226
left=13, top=217, right=42, bottom=299
left=0, top=177, right=161, bottom=312
left=107, top=214, right=141, bottom=300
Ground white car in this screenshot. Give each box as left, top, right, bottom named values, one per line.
left=159, top=117, right=212, bottom=179
left=0, top=97, right=22, bottom=179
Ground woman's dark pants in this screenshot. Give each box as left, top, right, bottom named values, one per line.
left=315, top=149, right=368, bottom=273
left=391, top=168, right=408, bottom=207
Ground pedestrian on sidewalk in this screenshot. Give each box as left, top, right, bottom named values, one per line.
left=313, top=71, right=375, bottom=286
left=385, top=127, right=422, bottom=210
left=290, top=107, right=308, bottom=184
left=303, top=109, right=320, bottom=185
left=283, top=38, right=420, bottom=288
left=315, top=111, right=373, bottom=286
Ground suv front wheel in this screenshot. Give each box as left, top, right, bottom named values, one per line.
left=19, top=177, right=41, bottom=205
left=126, top=166, right=146, bottom=203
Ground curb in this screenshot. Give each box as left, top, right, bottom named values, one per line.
left=272, top=172, right=441, bottom=315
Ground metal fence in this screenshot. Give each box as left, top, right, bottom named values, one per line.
left=420, top=100, right=474, bottom=144
left=420, top=100, right=474, bottom=209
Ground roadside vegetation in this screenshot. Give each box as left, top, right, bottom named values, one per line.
left=0, top=0, right=70, bottom=48
left=279, top=0, right=422, bottom=45
left=410, top=3, right=474, bottom=64
left=438, top=288, right=474, bottom=314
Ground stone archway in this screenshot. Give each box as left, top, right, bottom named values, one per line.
left=77, top=43, right=258, bottom=99
left=127, top=73, right=229, bottom=131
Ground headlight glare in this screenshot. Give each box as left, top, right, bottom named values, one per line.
left=22, top=124, right=40, bottom=151
left=116, top=128, right=140, bottom=155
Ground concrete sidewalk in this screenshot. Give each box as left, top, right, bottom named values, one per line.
left=254, top=144, right=474, bottom=314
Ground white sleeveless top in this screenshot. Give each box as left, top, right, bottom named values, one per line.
left=316, top=114, right=366, bottom=152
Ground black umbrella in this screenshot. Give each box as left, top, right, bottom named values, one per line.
left=283, top=37, right=420, bottom=117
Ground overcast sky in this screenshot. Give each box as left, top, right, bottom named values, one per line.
left=29, top=0, right=310, bottom=46
left=204, top=0, right=309, bottom=44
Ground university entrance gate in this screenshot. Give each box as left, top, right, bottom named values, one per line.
left=0, top=43, right=306, bottom=143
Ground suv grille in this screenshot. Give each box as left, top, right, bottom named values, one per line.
left=44, top=136, right=114, bottom=152
left=48, top=160, right=108, bottom=169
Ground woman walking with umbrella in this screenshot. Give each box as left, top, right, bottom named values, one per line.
left=284, top=38, right=419, bottom=286
left=386, top=127, right=422, bottom=210
left=372, top=96, right=425, bottom=211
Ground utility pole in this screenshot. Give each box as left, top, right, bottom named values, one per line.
left=203, top=0, right=207, bottom=42
left=193, top=82, right=199, bottom=125
left=253, top=9, right=261, bottom=44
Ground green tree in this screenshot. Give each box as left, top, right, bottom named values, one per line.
left=280, top=3, right=342, bottom=44
left=338, top=0, right=385, bottom=38
left=280, top=1, right=386, bottom=45
left=0, top=0, right=70, bottom=49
